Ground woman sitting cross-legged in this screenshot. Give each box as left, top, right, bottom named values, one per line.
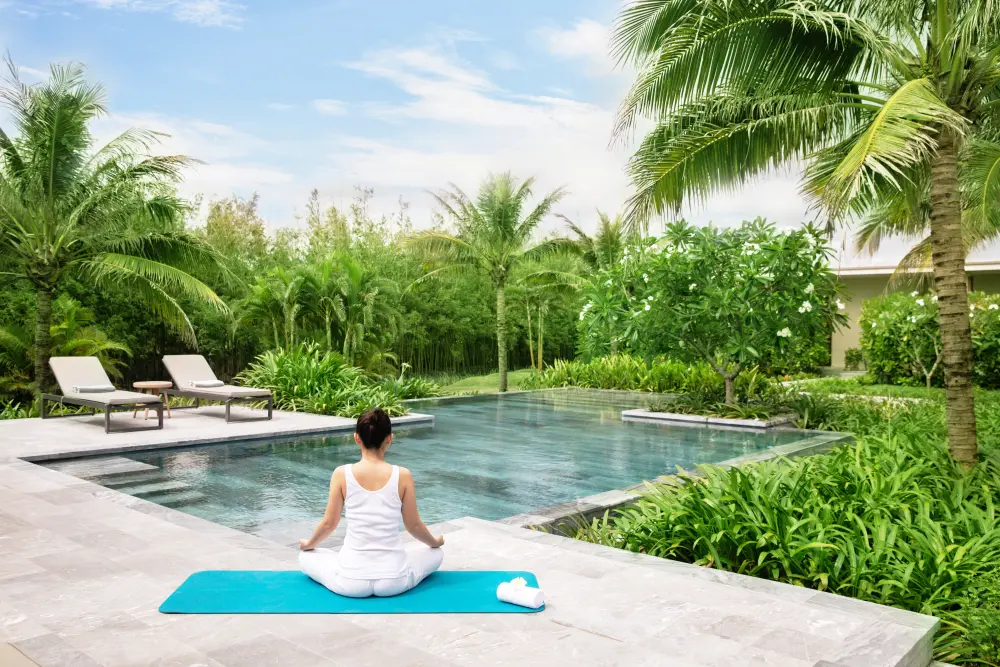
left=299, top=407, right=444, bottom=598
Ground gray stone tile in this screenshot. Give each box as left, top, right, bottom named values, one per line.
left=14, top=634, right=102, bottom=667
left=207, top=633, right=337, bottom=667
left=67, top=529, right=150, bottom=555
left=66, top=625, right=201, bottom=667
left=31, top=549, right=126, bottom=581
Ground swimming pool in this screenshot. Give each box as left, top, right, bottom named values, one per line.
left=52, top=390, right=809, bottom=539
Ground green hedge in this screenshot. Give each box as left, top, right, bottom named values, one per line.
left=860, top=291, right=1000, bottom=389
left=518, top=354, right=723, bottom=395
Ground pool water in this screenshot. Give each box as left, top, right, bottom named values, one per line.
left=59, top=391, right=807, bottom=538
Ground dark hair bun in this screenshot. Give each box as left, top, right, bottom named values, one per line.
left=356, top=408, right=392, bottom=449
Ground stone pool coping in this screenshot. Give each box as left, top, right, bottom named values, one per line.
left=622, top=408, right=798, bottom=429
left=0, top=406, right=435, bottom=464
left=498, top=427, right=853, bottom=533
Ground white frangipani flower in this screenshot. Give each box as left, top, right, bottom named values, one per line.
left=647, top=296, right=654, bottom=301
left=689, top=283, right=697, bottom=290
left=990, top=304, right=999, bottom=311
left=911, top=291, right=919, bottom=297
left=642, top=273, right=649, bottom=283
left=798, top=301, right=813, bottom=313
left=804, top=283, right=815, bottom=294
left=836, top=300, right=846, bottom=310
left=644, top=303, right=651, bottom=311
left=916, top=299, right=925, bottom=307
left=932, top=295, right=939, bottom=302
left=777, top=327, right=791, bottom=338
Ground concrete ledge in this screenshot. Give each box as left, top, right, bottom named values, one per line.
left=622, top=408, right=797, bottom=429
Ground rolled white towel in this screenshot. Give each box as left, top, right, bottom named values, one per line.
left=497, top=581, right=544, bottom=609
left=72, top=384, right=115, bottom=393
left=189, top=380, right=224, bottom=388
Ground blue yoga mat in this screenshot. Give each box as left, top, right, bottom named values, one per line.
left=159, top=570, right=544, bottom=614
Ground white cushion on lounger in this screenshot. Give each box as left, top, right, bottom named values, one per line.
left=189, top=380, right=225, bottom=388
left=71, top=384, right=115, bottom=393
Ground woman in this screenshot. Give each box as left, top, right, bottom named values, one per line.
left=299, top=407, right=445, bottom=597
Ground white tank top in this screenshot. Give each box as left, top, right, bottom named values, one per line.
left=336, top=464, right=408, bottom=579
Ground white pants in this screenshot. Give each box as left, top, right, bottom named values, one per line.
left=299, top=546, right=444, bottom=598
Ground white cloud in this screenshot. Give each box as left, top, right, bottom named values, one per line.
left=313, top=99, right=348, bottom=116
left=331, top=44, right=632, bottom=230
left=73, top=0, right=243, bottom=27
left=266, top=102, right=294, bottom=111
left=91, top=112, right=296, bottom=220
left=540, top=19, right=614, bottom=76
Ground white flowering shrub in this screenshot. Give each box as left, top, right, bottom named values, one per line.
left=860, top=292, right=1000, bottom=389
left=578, top=218, right=842, bottom=403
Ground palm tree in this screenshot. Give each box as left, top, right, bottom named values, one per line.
left=0, top=60, right=227, bottom=395
left=613, top=1, right=1000, bottom=463
left=334, top=254, right=400, bottom=365
left=408, top=172, right=566, bottom=391
left=0, top=295, right=131, bottom=397
left=304, top=256, right=347, bottom=352
left=556, top=210, right=635, bottom=271
left=239, top=268, right=308, bottom=349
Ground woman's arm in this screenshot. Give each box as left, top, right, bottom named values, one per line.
left=399, top=467, right=444, bottom=548
left=300, top=467, right=346, bottom=550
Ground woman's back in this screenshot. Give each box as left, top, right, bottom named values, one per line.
left=337, top=462, right=408, bottom=579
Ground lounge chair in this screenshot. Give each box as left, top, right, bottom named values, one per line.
left=162, top=355, right=273, bottom=422
left=43, top=357, right=163, bottom=433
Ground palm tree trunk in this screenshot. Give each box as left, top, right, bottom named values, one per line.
left=929, top=127, right=977, bottom=464
left=526, top=304, right=535, bottom=369
left=326, top=314, right=333, bottom=351
left=537, top=307, right=544, bottom=372
left=496, top=282, right=508, bottom=392
left=33, top=286, right=53, bottom=396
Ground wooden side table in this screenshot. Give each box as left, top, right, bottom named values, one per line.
left=133, top=381, right=173, bottom=420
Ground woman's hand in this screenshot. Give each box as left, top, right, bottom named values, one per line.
left=299, top=539, right=315, bottom=551
left=432, top=535, right=445, bottom=548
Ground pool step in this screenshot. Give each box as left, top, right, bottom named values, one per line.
left=118, top=480, right=192, bottom=497
left=142, top=489, right=207, bottom=508
left=102, top=470, right=172, bottom=488
left=47, top=456, right=158, bottom=480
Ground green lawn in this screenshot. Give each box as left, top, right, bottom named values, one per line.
left=440, top=369, right=535, bottom=395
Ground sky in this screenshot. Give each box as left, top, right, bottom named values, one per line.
left=0, top=0, right=879, bottom=252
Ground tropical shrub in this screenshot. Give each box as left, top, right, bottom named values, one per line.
left=235, top=344, right=430, bottom=418
left=844, top=347, right=864, bottom=371
left=579, top=219, right=844, bottom=402
left=518, top=354, right=722, bottom=395
left=574, top=421, right=1000, bottom=664
left=971, top=294, right=1000, bottom=391
left=861, top=292, right=1000, bottom=389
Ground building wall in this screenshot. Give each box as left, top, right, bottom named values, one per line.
left=831, top=276, right=890, bottom=368
left=830, top=270, right=1000, bottom=368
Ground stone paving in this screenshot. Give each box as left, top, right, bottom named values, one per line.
left=0, top=408, right=939, bottom=667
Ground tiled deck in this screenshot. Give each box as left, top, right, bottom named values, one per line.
left=0, top=409, right=938, bottom=667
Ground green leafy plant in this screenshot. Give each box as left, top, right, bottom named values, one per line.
left=844, top=348, right=864, bottom=372
left=574, top=420, right=1000, bottom=664
left=235, top=344, right=419, bottom=418
left=579, top=219, right=844, bottom=402
left=519, top=354, right=722, bottom=395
